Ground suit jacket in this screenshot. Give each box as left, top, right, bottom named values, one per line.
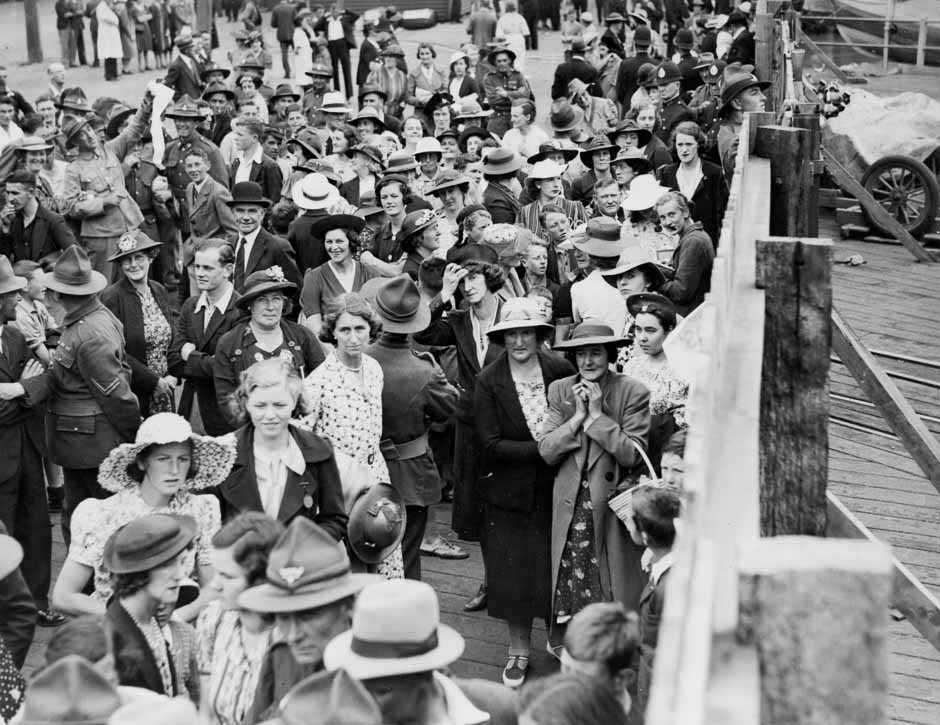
left=540, top=371, right=651, bottom=614
left=356, top=36, right=380, bottom=87
left=656, top=160, right=728, bottom=248
left=167, top=287, right=243, bottom=436
left=229, top=153, right=283, bottom=206
left=232, top=227, right=302, bottom=293
left=475, top=351, right=574, bottom=513
left=218, top=423, right=347, bottom=536
left=367, top=334, right=457, bottom=506
left=0, top=205, right=76, bottom=264
left=0, top=326, right=48, bottom=479
left=184, top=176, right=237, bottom=266
left=614, top=53, right=652, bottom=110
left=413, top=302, right=504, bottom=423
left=287, top=209, right=328, bottom=274
left=164, top=54, right=204, bottom=100
left=314, top=12, right=357, bottom=49
left=100, top=278, right=174, bottom=417
left=270, top=1, right=297, bottom=43
left=551, top=56, right=600, bottom=100
left=107, top=600, right=180, bottom=696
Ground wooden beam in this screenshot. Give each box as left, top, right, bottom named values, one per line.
left=738, top=536, right=892, bottom=725
left=754, top=126, right=813, bottom=237
left=756, top=237, right=832, bottom=536
left=790, top=113, right=822, bottom=237
left=827, top=492, right=940, bottom=654
left=821, top=147, right=937, bottom=263
left=830, top=308, right=940, bottom=493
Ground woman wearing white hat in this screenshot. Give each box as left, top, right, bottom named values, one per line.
left=622, top=174, right=675, bottom=261
left=52, top=413, right=236, bottom=621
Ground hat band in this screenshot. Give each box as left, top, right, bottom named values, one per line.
left=350, top=630, right=439, bottom=659
left=376, top=297, right=420, bottom=323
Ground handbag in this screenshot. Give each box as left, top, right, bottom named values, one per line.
left=608, top=438, right=658, bottom=527
left=331, top=447, right=375, bottom=513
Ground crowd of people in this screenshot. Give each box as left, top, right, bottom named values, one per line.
left=0, top=0, right=771, bottom=722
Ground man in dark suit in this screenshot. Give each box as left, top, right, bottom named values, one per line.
left=725, top=9, right=755, bottom=66
left=270, top=0, right=298, bottom=79
left=225, top=181, right=301, bottom=293
left=0, top=259, right=63, bottom=628
left=614, top=25, right=653, bottom=112
left=163, top=34, right=204, bottom=101
left=0, top=169, right=77, bottom=264
left=168, top=239, right=242, bottom=436
left=551, top=38, right=600, bottom=100
left=315, top=4, right=358, bottom=99
left=229, top=117, right=283, bottom=205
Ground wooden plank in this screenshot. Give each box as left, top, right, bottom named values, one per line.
left=831, top=308, right=940, bottom=494
left=756, top=237, right=833, bottom=536
left=754, top=128, right=815, bottom=237
left=822, top=147, right=937, bottom=263
left=828, top=493, right=940, bottom=655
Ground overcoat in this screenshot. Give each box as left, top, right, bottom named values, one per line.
left=538, top=371, right=651, bottom=615
left=95, top=0, right=123, bottom=59
left=656, top=159, right=729, bottom=247
left=218, top=423, right=347, bottom=537
left=107, top=600, right=180, bottom=696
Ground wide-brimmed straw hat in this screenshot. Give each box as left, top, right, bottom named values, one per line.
left=526, top=158, right=568, bottom=182
left=0, top=533, right=23, bottom=580
left=0, top=255, right=27, bottom=296
left=98, top=412, right=237, bottom=493
left=554, top=321, right=629, bottom=350
left=107, top=229, right=162, bottom=263
left=321, top=91, right=350, bottom=114
left=487, top=297, right=553, bottom=338
left=238, top=518, right=381, bottom=613
left=348, top=483, right=405, bottom=565
left=599, top=246, right=667, bottom=288
left=572, top=217, right=626, bottom=258
left=367, top=273, right=431, bottom=334
left=39, top=245, right=107, bottom=295
left=20, top=655, right=122, bottom=725
left=310, top=214, right=366, bottom=238
left=102, top=514, right=197, bottom=575
left=15, top=135, right=54, bottom=153
left=623, top=174, right=672, bottom=211
left=291, top=173, right=339, bottom=210
left=236, top=266, right=297, bottom=310
left=264, top=670, right=382, bottom=725
left=454, top=100, right=492, bottom=120
left=323, top=580, right=465, bottom=680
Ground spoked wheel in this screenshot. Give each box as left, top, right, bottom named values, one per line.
left=861, top=154, right=940, bottom=237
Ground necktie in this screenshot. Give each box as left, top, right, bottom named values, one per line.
left=234, top=237, right=246, bottom=290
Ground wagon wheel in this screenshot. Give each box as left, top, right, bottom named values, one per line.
left=861, top=155, right=940, bottom=238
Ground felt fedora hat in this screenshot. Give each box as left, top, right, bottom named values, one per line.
left=487, top=297, right=553, bottom=337
left=348, top=483, right=405, bottom=565
left=383, top=151, right=419, bottom=175
left=263, top=670, right=382, bottom=725
left=97, top=412, right=237, bottom=493
left=202, top=81, right=236, bottom=102
left=553, top=320, right=629, bottom=350
left=323, top=580, right=465, bottom=680
left=549, top=101, right=584, bottom=133
left=20, top=655, right=122, bottom=725
left=55, top=88, right=92, bottom=113
left=236, top=266, right=297, bottom=310
left=629, top=6, right=650, bottom=24
left=199, top=61, right=231, bottom=80
left=320, top=91, right=350, bottom=114
left=310, top=214, right=366, bottom=239
left=427, top=170, right=470, bottom=196
left=482, top=147, right=523, bottom=176
left=107, top=229, right=162, bottom=263
left=0, top=255, right=27, bottom=296
left=273, top=83, right=300, bottom=101
left=572, top=217, right=626, bottom=257
left=102, top=514, right=198, bottom=575
left=599, top=245, right=667, bottom=288
left=165, top=94, right=204, bottom=119
left=719, top=65, right=771, bottom=113
left=238, top=518, right=381, bottom=613
left=527, top=140, right=579, bottom=165
left=370, top=273, right=431, bottom=334
left=226, top=181, right=272, bottom=208
left=292, top=172, right=340, bottom=210
left=0, top=533, right=23, bottom=580
left=39, top=245, right=107, bottom=295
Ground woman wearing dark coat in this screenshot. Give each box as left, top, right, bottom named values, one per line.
left=475, top=298, right=574, bottom=689
left=100, top=232, right=175, bottom=417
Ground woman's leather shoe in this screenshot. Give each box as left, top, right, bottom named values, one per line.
left=463, top=585, right=487, bottom=612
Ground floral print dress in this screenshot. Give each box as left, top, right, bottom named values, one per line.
left=303, top=352, right=404, bottom=579
left=139, top=284, right=174, bottom=413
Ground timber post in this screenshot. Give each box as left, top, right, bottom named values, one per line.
left=791, top=108, right=822, bottom=238
left=738, top=537, right=892, bottom=725
left=755, top=237, right=832, bottom=537
left=754, top=125, right=814, bottom=237
left=25, top=0, right=43, bottom=64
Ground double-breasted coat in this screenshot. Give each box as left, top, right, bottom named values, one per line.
left=539, top=371, right=651, bottom=615
left=218, top=423, right=347, bottom=536
left=167, top=288, right=243, bottom=436
left=474, top=350, right=574, bottom=621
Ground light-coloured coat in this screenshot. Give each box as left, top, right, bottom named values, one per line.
left=95, top=0, right=123, bottom=60
left=539, top=371, right=651, bottom=615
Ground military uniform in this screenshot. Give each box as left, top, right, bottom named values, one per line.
left=656, top=94, right=694, bottom=144
left=368, top=333, right=457, bottom=580
left=301, top=88, right=327, bottom=126
left=483, top=69, right=531, bottom=138
left=43, top=296, right=141, bottom=544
